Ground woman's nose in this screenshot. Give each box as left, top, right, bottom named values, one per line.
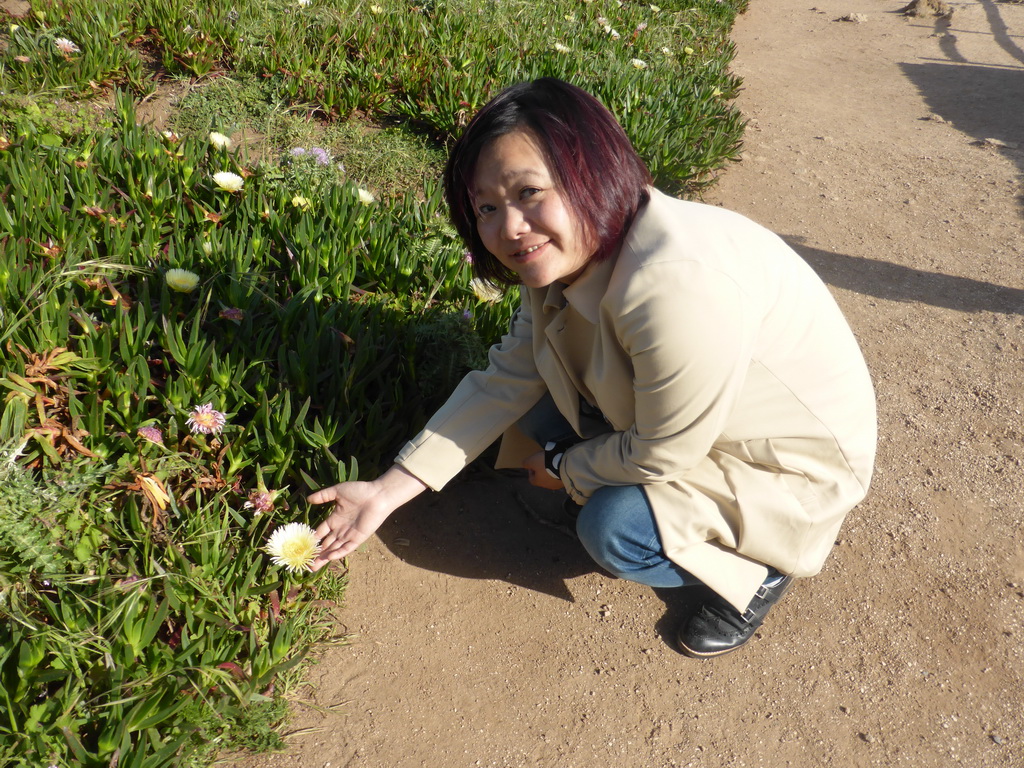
left=500, top=206, right=528, bottom=240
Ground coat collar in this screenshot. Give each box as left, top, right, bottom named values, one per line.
left=537, top=252, right=619, bottom=324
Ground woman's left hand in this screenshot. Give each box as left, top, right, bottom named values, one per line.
left=523, top=451, right=565, bottom=490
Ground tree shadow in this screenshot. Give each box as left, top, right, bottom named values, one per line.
left=898, top=1, right=1024, bottom=217
left=786, top=236, right=1024, bottom=315
left=374, top=464, right=600, bottom=602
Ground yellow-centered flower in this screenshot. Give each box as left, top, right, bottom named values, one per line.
left=264, top=523, right=322, bottom=573
left=470, top=278, right=503, bottom=303
left=213, top=171, right=244, bottom=192
left=209, top=131, right=232, bottom=150
left=165, top=268, right=200, bottom=293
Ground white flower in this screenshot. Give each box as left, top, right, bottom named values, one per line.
left=609, top=28, right=620, bottom=40
left=631, top=58, right=647, bottom=69
left=297, top=0, right=311, bottom=6
left=370, top=4, right=383, bottom=13
left=208, top=131, right=232, bottom=150
left=650, top=4, right=661, bottom=11
left=264, top=523, right=322, bottom=573
left=213, top=171, right=244, bottom=192
left=292, top=195, right=311, bottom=210
left=356, top=188, right=376, bottom=205
left=201, top=241, right=213, bottom=256
left=470, top=278, right=503, bottom=303
left=661, top=46, right=672, bottom=55
left=554, top=43, right=571, bottom=54
left=165, top=268, right=200, bottom=293
left=54, top=37, right=80, bottom=55
left=684, top=46, right=695, bottom=56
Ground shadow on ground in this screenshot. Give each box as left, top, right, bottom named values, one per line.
left=375, top=464, right=599, bottom=602
left=788, top=236, right=1024, bottom=314
left=899, top=1, right=1024, bottom=217
left=374, top=464, right=718, bottom=652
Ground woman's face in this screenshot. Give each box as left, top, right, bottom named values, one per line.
left=470, top=130, right=594, bottom=288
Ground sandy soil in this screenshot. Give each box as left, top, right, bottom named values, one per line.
left=230, top=1, right=1024, bottom=766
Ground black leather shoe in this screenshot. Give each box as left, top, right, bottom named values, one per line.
left=677, top=575, right=793, bottom=658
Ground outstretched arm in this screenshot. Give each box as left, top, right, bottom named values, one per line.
left=308, top=465, right=429, bottom=571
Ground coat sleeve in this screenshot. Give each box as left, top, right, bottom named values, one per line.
left=559, top=259, right=759, bottom=503
left=395, top=289, right=548, bottom=491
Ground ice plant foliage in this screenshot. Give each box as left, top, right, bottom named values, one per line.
left=264, top=522, right=321, bottom=572
left=186, top=403, right=226, bottom=435
left=213, top=171, right=244, bottom=192
left=165, top=268, right=200, bottom=293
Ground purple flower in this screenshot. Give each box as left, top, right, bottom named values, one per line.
left=462, top=250, right=474, bottom=264
left=310, top=147, right=331, bottom=166
left=244, top=490, right=275, bottom=515
left=137, top=426, right=164, bottom=445
left=289, top=147, right=307, bottom=157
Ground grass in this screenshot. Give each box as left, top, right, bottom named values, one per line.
left=0, top=0, right=749, bottom=764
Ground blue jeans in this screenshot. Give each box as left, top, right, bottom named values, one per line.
left=517, top=395, right=692, bottom=588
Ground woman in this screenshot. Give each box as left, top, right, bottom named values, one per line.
left=309, top=78, right=876, bottom=658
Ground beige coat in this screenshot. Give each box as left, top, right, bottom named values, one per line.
left=397, top=189, right=876, bottom=611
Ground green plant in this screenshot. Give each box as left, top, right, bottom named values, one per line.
left=0, top=0, right=752, bottom=762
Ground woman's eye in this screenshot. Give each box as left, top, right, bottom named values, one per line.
left=521, top=187, right=540, bottom=199
left=476, top=203, right=495, bottom=216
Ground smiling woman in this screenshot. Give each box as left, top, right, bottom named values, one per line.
left=468, top=131, right=592, bottom=288
left=309, top=78, right=877, bottom=660
left=445, top=79, right=651, bottom=286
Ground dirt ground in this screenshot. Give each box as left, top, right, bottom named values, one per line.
left=228, top=1, right=1024, bottom=766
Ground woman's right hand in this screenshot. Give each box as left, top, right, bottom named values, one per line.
left=308, top=465, right=428, bottom=571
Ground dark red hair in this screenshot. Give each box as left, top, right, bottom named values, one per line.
left=444, top=78, right=652, bottom=286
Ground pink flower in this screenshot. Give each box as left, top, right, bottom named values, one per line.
left=137, top=426, right=164, bottom=445
left=54, top=37, right=80, bottom=55
left=244, top=490, right=275, bottom=515
left=186, top=403, right=226, bottom=435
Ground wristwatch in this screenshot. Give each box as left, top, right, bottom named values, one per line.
left=543, top=439, right=573, bottom=478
